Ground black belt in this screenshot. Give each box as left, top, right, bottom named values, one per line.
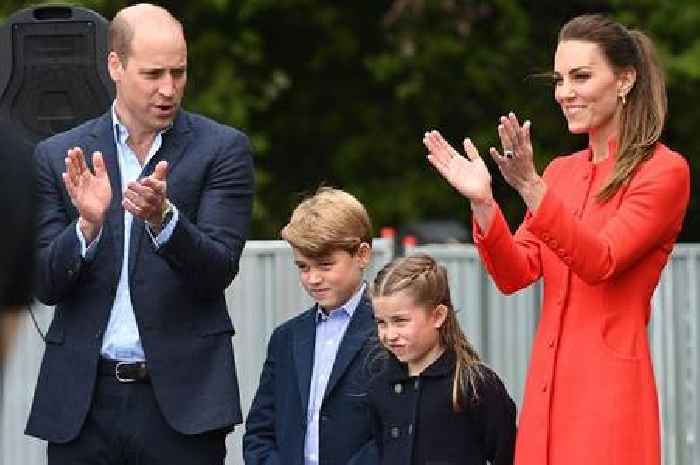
left=99, top=358, right=150, bottom=383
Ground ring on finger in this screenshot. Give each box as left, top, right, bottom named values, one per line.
left=503, top=149, right=514, bottom=159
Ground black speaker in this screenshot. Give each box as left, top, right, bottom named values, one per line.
left=0, top=5, right=115, bottom=144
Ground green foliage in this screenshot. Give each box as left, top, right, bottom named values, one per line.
left=1, top=0, right=697, bottom=240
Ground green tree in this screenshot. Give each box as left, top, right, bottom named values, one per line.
left=1, top=0, right=697, bottom=240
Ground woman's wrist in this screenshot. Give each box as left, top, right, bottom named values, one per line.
left=470, top=195, right=496, bottom=232
left=470, top=195, right=494, bottom=209
left=519, top=177, right=547, bottom=212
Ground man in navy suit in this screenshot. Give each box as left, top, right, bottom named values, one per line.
left=243, top=188, right=378, bottom=465
left=25, top=4, right=254, bottom=464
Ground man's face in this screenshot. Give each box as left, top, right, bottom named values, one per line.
left=109, top=26, right=187, bottom=135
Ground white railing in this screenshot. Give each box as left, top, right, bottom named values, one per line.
left=2, top=241, right=698, bottom=465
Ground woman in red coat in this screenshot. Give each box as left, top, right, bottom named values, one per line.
left=423, top=14, right=690, bottom=465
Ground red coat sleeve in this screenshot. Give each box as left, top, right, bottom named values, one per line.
left=472, top=158, right=572, bottom=294
left=525, top=149, right=690, bottom=285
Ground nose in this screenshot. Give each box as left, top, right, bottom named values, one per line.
left=555, top=79, right=574, bottom=103
left=159, top=75, right=176, bottom=98
left=307, top=269, right=322, bottom=285
left=383, top=325, right=398, bottom=343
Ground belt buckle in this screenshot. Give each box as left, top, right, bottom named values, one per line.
left=115, top=361, right=137, bottom=383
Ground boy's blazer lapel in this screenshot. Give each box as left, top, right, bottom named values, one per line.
left=293, top=307, right=317, bottom=415
left=323, top=292, right=374, bottom=401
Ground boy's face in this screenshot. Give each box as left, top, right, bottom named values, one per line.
left=293, top=244, right=371, bottom=311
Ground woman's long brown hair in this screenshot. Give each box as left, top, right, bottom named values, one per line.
left=559, top=14, right=667, bottom=202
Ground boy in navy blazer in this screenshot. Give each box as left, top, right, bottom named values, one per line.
left=243, top=187, right=378, bottom=465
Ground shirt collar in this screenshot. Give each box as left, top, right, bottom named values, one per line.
left=111, top=100, right=172, bottom=145
left=316, top=282, right=367, bottom=322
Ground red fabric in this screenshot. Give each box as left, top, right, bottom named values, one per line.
left=474, top=143, right=690, bottom=465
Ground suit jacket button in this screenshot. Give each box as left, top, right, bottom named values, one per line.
left=391, top=426, right=400, bottom=438
left=394, top=383, right=402, bottom=394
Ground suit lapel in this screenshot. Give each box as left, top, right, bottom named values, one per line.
left=87, top=112, right=123, bottom=282
left=127, top=110, right=193, bottom=277
left=293, top=308, right=317, bottom=414
left=323, top=291, right=375, bottom=401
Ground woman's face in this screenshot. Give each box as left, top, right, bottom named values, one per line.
left=553, top=40, right=631, bottom=138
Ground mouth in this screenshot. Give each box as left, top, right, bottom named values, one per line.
left=310, top=288, right=330, bottom=297
left=387, top=344, right=405, bottom=353
left=563, top=105, right=586, bottom=117
left=153, top=104, right=176, bottom=117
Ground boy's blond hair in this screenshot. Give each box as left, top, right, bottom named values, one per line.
left=281, top=187, right=372, bottom=257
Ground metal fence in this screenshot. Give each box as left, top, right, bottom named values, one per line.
left=2, top=241, right=698, bottom=465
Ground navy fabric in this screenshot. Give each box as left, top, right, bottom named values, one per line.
left=26, top=109, right=255, bottom=443
left=243, top=291, right=380, bottom=465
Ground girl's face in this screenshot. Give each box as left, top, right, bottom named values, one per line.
left=373, top=289, right=447, bottom=376
left=553, top=40, right=634, bottom=139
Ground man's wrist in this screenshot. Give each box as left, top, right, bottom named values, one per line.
left=147, top=198, right=173, bottom=233
left=78, top=217, right=101, bottom=244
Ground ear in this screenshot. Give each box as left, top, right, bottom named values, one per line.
left=355, top=242, right=372, bottom=270
left=107, top=51, right=124, bottom=82
left=617, top=66, right=637, bottom=98
left=432, top=304, right=449, bottom=329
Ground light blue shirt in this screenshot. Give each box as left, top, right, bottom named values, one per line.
left=77, top=102, right=178, bottom=362
left=304, top=282, right=366, bottom=465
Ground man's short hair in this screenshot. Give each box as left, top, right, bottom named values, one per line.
left=107, top=5, right=184, bottom=64
left=281, top=187, right=372, bottom=257
left=108, top=15, right=134, bottom=63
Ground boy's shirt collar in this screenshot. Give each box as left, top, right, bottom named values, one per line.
left=316, top=282, right=367, bottom=322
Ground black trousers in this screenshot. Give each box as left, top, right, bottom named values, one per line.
left=47, top=372, right=227, bottom=465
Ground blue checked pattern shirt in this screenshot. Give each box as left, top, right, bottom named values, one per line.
left=77, top=102, right=178, bottom=362
left=304, top=282, right=366, bottom=465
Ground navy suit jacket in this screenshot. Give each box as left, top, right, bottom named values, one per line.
left=26, top=109, right=254, bottom=443
left=243, top=291, right=379, bottom=465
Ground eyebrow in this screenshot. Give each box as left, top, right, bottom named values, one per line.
left=553, top=65, right=593, bottom=77
left=139, top=65, right=187, bottom=72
